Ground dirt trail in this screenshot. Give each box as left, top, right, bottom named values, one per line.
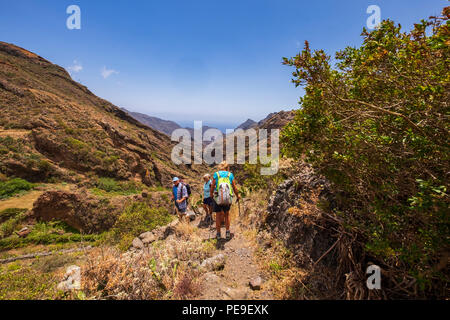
left=193, top=206, right=274, bottom=300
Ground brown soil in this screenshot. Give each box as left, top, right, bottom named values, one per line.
left=194, top=206, right=274, bottom=300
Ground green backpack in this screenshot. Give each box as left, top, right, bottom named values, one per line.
left=216, top=171, right=233, bottom=205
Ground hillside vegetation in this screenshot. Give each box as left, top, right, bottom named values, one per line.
left=0, top=41, right=204, bottom=186
left=281, top=9, right=449, bottom=297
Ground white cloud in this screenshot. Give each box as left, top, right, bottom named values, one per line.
left=295, top=40, right=301, bottom=49
left=101, top=66, right=119, bottom=79
left=67, top=60, right=83, bottom=75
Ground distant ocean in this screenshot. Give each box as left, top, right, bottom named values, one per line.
left=176, top=121, right=239, bottom=133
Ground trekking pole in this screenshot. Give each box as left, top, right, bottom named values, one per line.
left=237, top=197, right=241, bottom=217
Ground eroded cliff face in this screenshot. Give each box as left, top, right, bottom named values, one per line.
left=263, top=162, right=339, bottom=269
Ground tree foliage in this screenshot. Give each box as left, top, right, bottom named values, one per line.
left=281, top=8, right=449, bottom=296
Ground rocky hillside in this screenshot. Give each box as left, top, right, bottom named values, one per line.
left=123, top=108, right=221, bottom=139
left=256, top=110, right=295, bottom=130
left=236, top=119, right=257, bottom=130
left=0, top=42, right=204, bottom=187
left=207, top=110, right=296, bottom=167
left=121, top=109, right=182, bottom=137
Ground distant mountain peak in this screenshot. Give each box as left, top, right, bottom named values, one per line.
left=236, top=118, right=257, bottom=130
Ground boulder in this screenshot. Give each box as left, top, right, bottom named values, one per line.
left=249, top=276, right=263, bottom=290
left=57, top=265, right=81, bottom=292
left=132, top=237, right=144, bottom=250
left=31, top=191, right=120, bottom=233
left=139, top=231, right=156, bottom=244
left=200, top=254, right=226, bottom=271
left=264, top=162, right=339, bottom=268
left=221, top=287, right=248, bottom=300
left=16, top=227, right=31, bottom=238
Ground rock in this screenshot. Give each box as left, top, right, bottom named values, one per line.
left=3, top=159, right=53, bottom=182
left=140, top=232, right=156, bottom=244
left=139, top=231, right=152, bottom=239
left=200, top=254, right=226, bottom=271
left=203, top=273, right=221, bottom=283
left=249, top=276, right=262, bottom=290
left=221, top=287, right=248, bottom=300
left=57, top=265, right=81, bottom=292
left=132, top=237, right=144, bottom=249
left=16, top=227, right=31, bottom=238
left=32, top=191, right=121, bottom=233
left=264, top=163, right=339, bottom=268
left=168, top=220, right=179, bottom=228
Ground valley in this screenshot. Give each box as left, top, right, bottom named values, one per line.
left=0, top=4, right=448, bottom=301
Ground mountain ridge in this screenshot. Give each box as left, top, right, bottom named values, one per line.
left=0, top=41, right=204, bottom=187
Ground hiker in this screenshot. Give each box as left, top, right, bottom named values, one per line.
left=202, top=174, right=213, bottom=224
left=172, top=178, right=179, bottom=214
left=210, top=161, right=240, bottom=240
left=173, top=177, right=189, bottom=222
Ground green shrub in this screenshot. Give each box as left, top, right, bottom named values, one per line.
left=110, top=202, right=172, bottom=250
left=96, top=177, right=121, bottom=192
left=0, top=136, right=23, bottom=153
left=0, top=266, right=65, bottom=300
left=241, top=160, right=285, bottom=192
left=0, top=208, right=27, bottom=224
left=93, top=177, right=142, bottom=196
left=281, top=12, right=449, bottom=296
left=0, top=178, right=34, bottom=200
left=0, top=210, right=28, bottom=238
left=0, top=233, right=99, bottom=251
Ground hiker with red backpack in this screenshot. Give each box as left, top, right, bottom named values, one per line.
left=210, top=161, right=240, bottom=240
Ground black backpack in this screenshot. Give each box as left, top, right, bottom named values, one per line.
left=185, top=183, right=192, bottom=197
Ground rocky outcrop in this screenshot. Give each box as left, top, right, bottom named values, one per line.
left=263, top=163, right=338, bottom=268
left=256, top=110, right=295, bottom=130
left=57, top=265, right=81, bottom=292
left=31, top=191, right=123, bottom=233
left=131, top=220, right=179, bottom=250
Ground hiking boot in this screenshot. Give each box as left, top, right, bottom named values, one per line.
left=216, top=232, right=221, bottom=240
left=226, top=230, right=231, bottom=240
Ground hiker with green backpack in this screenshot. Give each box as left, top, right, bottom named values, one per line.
left=210, top=161, right=240, bottom=240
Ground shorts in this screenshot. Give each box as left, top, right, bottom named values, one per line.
left=203, top=197, right=213, bottom=206
left=175, top=200, right=186, bottom=214
left=213, top=199, right=231, bottom=213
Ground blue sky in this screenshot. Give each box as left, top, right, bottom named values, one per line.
left=0, top=0, right=446, bottom=129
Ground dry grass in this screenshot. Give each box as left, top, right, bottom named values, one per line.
left=0, top=129, right=30, bottom=139
left=0, top=190, right=42, bottom=211
left=82, top=233, right=213, bottom=300
left=0, top=183, right=75, bottom=212
left=238, top=191, right=340, bottom=300
left=174, top=221, right=199, bottom=240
